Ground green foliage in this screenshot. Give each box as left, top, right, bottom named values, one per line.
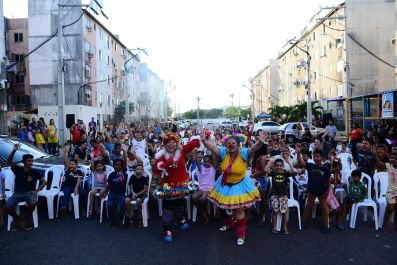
left=240, top=107, right=251, bottom=119
left=269, top=101, right=323, bottom=123
left=182, top=108, right=224, bottom=119
left=225, top=106, right=239, bottom=118
left=114, top=100, right=135, bottom=123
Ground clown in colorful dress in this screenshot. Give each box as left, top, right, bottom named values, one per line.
left=202, top=133, right=266, bottom=246
left=152, top=133, right=200, bottom=242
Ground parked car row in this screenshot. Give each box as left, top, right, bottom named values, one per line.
left=252, top=121, right=326, bottom=143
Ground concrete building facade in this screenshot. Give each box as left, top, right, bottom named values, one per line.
left=139, top=63, right=166, bottom=120
left=28, top=0, right=142, bottom=122
left=6, top=18, right=30, bottom=112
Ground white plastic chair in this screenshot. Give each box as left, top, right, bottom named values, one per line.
left=126, top=170, right=152, bottom=227
left=373, top=171, right=389, bottom=228
left=350, top=172, right=378, bottom=230
left=191, top=169, right=217, bottom=222
left=78, top=165, right=91, bottom=189
left=86, top=170, right=110, bottom=218
left=5, top=169, right=39, bottom=231
left=38, top=166, right=64, bottom=219
left=337, top=153, right=356, bottom=173
left=56, top=167, right=89, bottom=219
left=276, top=177, right=301, bottom=231
left=99, top=169, right=116, bottom=223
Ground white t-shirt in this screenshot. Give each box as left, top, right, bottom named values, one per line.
left=132, top=138, right=147, bottom=159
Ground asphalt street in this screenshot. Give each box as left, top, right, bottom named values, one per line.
left=1, top=204, right=396, bottom=265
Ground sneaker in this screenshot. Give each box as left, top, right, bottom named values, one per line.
left=219, top=226, right=230, bottom=232
left=320, top=225, right=331, bottom=234
left=179, top=219, right=189, bottom=230
left=236, top=238, right=245, bottom=246
left=335, top=223, right=345, bottom=231
left=179, top=223, right=189, bottom=230
left=164, top=231, right=173, bottom=243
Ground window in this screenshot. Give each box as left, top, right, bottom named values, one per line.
left=99, top=50, right=103, bottom=61
left=107, top=36, right=110, bottom=49
left=107, top=56, right=110, bottom=65
left=107, top=95, right=111, bottom=105
left=99, top=28, right=103, bottom=39
left=16, top=95, right=25, bottom=105
left=14, top=32, right=23, bottom=42
left=322, top=25, right=326, bottom=35
left=107, top=75, right=110, bottom=84
left=329, top=42, right=332, bottom=49
left=15, top=54, right=24, bottom=62
left=322, top=46, right=327, bottom=57
left=16, top=72, right=24, bottom=84
left=99, top=93, right=103, bottom=104
left=85, top=41, right=91, bottom=53
left=313, top=32, right=315, bottom=41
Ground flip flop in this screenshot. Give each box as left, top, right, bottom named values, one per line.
left=283, top=230, right=290, bottom=235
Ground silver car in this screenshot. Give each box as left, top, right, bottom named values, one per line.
left=252, top=121, right=281, bottom=134
left=278, top=122, right=326, bottom=143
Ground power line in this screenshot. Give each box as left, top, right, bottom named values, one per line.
left=347, top=32, right=395, bottom=68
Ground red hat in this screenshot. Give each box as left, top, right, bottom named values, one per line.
left=163, top=133, right=181, bottom=144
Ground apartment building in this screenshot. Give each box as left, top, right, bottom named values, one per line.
left=139, top=63, right=166, bottom=120
left=6, top=18, right=30, bottom=112
left=28, top=0, right=141, bottom=122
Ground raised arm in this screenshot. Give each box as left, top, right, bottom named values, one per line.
left=7, top=143, right=21, bottom=168
left=201, top=139, right=220, bottom=157
left=62, top=146, right=69, bottom=169
left=248, top=132, right=267, bottom=158
left=295, top=145, right=305, bottom=167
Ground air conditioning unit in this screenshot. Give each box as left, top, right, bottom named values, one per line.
left=293, top=80, right=302, bottom=87
left=86, top=26, right=93, bottom=32
left=297, top=61, right=306, bottom=68
left=121, top=70, right=126, bottom=76
left=88, top=52, right=94, bottom=59
left=85, top=69, right=91, bottom=77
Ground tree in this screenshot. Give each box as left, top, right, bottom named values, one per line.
left=269, top=101, right=323, bottom=123
left=114, top=100, right=134, bottom=123
left=240, top=107, right=251, bottom=119
left=204, top=108, right=223, bottom=118
left=225, top=106, right=239, bottom=118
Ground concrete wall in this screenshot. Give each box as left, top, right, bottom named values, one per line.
left=346, top=0, right=396, bottom=96
left=0, top=0, right=6, bottom=133
left=29, top=0, right=84, bottom=108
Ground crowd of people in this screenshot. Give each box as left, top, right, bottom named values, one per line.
left=1, top=117, right=397, bottom=246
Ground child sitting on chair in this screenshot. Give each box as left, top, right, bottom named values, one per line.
left=343, top=170, right=366, bottom=217
left=60, top=146, right=86, bottom=216
left=100, top=159, right=127, bottom=228
left=265, top=157, right=296, bottom=235
left=192, top=153, right=216, bottom=224
left=88, top=160, right=107, bottom=217
left=125, top=164, right=148, bottom=227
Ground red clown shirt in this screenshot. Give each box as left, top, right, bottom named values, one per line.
left=152, top=139, right=200, bottom=188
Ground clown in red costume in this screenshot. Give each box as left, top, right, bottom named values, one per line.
left=152, top=133, right=200, bottom=242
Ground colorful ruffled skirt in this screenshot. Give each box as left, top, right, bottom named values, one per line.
left=153, top=181, right=199, bottom=200
left=208, top=176, right=260, bottom=209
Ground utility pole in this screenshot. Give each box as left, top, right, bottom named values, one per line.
left=230, top=93, right=234, bottom=107
left=57, top=3, right=66, bottom=145
left=196, top=96, right=201, bottom=120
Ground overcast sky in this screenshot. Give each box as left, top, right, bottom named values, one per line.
left=4, top=0, right=342, bottom=113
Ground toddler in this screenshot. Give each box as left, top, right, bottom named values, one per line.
left=343, top=170, right=366, bottom=216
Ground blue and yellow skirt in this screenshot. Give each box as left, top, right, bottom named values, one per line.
left=208, top=176, right=260, bottom=209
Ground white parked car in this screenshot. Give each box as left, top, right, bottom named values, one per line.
left=252, top=121, right=281, bottom=134
left=278, top=122, right=326, bottom=143
left=220, top=120, right=233, bottom=129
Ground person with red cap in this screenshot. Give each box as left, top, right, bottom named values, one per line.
left=152, top=133, right=200, bottom=242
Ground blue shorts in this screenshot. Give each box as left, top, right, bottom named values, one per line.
left=255, top=177, right=269, bottom=192
left=5, top=192, right=37, bottom=209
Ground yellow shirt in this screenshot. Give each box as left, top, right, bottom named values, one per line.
left=219, top=147, right=248, bottom=184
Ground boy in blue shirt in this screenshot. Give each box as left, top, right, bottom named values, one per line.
left=100, top=159, right=126, bottom=228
